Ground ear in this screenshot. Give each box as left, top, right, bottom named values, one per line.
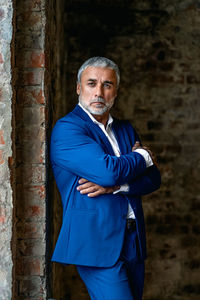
left=77, top=83, right=81, bottom=95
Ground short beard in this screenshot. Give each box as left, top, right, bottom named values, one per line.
left=79, top=95, right=115, bottom=116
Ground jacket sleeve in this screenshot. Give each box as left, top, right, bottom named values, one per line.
left=122, top=165, right=161, bottom=196
left=50, top=119, right=147, bottom=187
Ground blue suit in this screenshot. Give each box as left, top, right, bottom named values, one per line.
left=50, top=104, right=161, bottom=268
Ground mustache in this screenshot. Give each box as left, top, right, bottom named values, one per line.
left=90, top=97, right=106, bottom=104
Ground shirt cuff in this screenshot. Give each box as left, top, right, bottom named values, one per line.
left=113, top=183, right=129, bottom=194
left=134, top=148, right=153, bottom=167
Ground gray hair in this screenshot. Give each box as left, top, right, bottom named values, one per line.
left=77, top=56, right=120, bottom=87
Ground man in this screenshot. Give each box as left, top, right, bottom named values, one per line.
left=50, top=57, right=161, bottom=299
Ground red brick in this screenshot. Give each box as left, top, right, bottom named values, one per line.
left=37, top=185, right=45, bottom=199
left=16, top=297, right=45, bottom=300
left=17, top=87, right=45, bottom=106
left=23, top=164, right=45, bottom=185
left=17, top=221, right=45, bottom=239
left=16, top=185, right=45, bottom=204
left=16, top=200, right=45, bottom=220
left=0, top=53, right=4, bottom=63
left=16, top=69, right=44, bottom=86
left=17, top=51, right=45, bottom=68
left=17, top=11, right=43, bottom=32
left=19, top=139, right=45, bottom=164
left=30, top=52, right=45, bottom=68
left=0, top=130, right=5, bottom=144
left=15, top=32, right=44, bottom=50
left=0, top=149, right=4, bottom=165
left=19, top=277, right=44, bottom=297
left=17, top=239, right=45, bottom=257
left=0, top=207, right=6, bottom=224
left=24, top=127, right=45, bottom=144
left=17, top=0, right=43, bottom=12
left=22, top=106, right=45, bottom=126
left=29, top=205, right=45, bottom=217
left=16, top=257, right=44, bottom=276
left=26, top=205, right=45, bottom=219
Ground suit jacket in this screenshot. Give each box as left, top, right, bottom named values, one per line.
left=50, top=105, right=161, bottom=267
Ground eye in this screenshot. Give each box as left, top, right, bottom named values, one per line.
left=87, top=82, right=96, bottom=87
left=104, top=83, right=111, bottom=89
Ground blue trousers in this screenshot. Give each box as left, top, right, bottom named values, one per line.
left=76, top=228, right=145, bottom=300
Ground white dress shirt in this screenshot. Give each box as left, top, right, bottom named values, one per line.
left=78, top=103, right=153, bottom=219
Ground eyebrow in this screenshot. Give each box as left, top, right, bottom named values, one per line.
left=87, top=79, right=96, bottom=82
left=104, top=80, right=114, bottom=85
left=87, top=79, right=114, bottom=85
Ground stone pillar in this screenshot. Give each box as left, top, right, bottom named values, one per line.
left=0, top=0, right=13, bottom=299
left=13, top=0, right=47, bottom=298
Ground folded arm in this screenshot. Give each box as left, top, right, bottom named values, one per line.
left=121, top=165, right=161, bottom=196
left=77, top=165, right=161, bottom=197
left=51, top=120, right=147, bottom=187
left=122, top=142, right=161, bottom=196
left=77, top=178, right=120, bottom=197
left=77, top=141, right=161, bottom=197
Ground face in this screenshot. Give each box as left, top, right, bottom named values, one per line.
left=77, top=66, right=118, bottom=116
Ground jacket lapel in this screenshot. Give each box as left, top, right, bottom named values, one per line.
left=72, top=105, right=116, bottom=155
left=112, top=119, right=131, bottom=155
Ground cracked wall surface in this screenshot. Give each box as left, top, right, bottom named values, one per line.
left=0, top=0, right=13, bottom=299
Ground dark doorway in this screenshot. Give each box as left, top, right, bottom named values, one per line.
left=47, top=0, right=168, bottom=299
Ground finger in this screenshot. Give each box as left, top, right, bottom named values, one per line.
left=77, top=182, right=96, bottom=191
left=78, top=178, right=88, bottom=184
left=132, top=141, right=141, bottom=151
left=88, top=190, right=104, bottom=197
left=80, top=186, right=99, bottom=195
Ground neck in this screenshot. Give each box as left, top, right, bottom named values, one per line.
left=91, top=111, right=109, bottom=127
left=78, top=102, right=110, bottom=127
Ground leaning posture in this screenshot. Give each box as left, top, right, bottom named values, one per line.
left=50, top=57, right=161, bottom=300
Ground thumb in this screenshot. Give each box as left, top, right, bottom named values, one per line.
left=132, top=141, right=140, bottom=151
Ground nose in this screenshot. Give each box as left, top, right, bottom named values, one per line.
left=95, top=84, right=103, bottom=98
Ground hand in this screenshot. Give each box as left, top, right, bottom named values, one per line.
left=142, top=146, right=157, bottom=166
left=132, top=141, right=141, bottom=151
left=132, top=141, right=158, bottom=166
left=77, top=178, right=120, bottom=198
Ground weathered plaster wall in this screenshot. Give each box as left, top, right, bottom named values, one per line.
left=0, top=0, right=13, bottom=299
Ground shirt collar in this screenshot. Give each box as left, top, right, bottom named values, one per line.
left=78, top=102, right=113, bottom=128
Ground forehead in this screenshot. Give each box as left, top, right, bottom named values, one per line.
left=81, top=66, right=117, bottom=83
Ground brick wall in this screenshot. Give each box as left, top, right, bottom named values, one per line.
left=0, top=0, right=13, bottom=299
left=13, top=0, right=47, bottom=298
